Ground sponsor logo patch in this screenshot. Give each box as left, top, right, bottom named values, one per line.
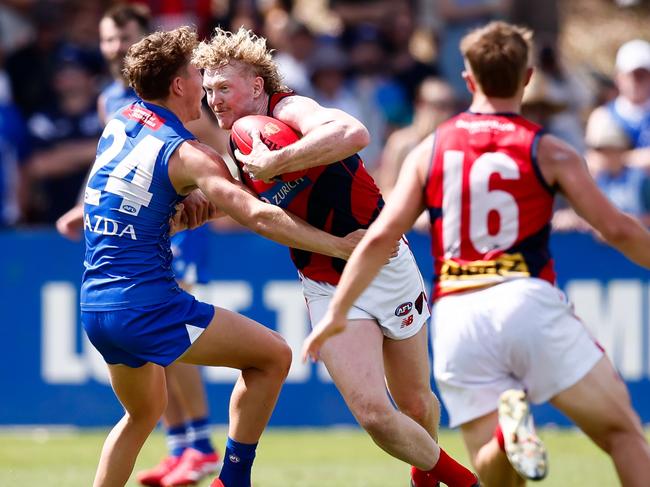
left=440, top=253, right=530, bottom=280
left=401, top=315, right=414, bottom=328
left=258, top=177, right=310, bottom=208
left=84, top=187, right=101, bottom=206
left=118, top=201, right=141, bottom=216
left=123, top=105, right=165, bottom=130
left=394, top=302, right=413, bottom=317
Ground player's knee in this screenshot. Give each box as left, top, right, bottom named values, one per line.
left=598, top=428, right=632, bottom=455
left=600, top=418, right=645, bottom=454
left=265, top=335, right=292, bottom=380
left=397, top=390, right=439, bottom=425
left=126, top=395, right=167, bottom=430
left=276, top=340, right=292, bottom=378
left=354, top=402, right=395, bottom=437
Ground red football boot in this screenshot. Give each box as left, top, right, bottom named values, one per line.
left=410, top=466, right=440, bottom=487
left=410, top=465, right=480, bottom=487
left=161, top=448, right=221, bottom=486
left=137, top=456, right=182, bottom=486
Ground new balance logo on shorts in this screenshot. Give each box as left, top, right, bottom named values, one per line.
left=401, top=315, right=414, bottom=328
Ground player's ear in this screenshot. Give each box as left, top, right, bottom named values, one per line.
left=252, top=76, right=264, bottom=98
left=462, top=70, right=476, bottom=94
left=170, top=75, right=183, bottom=97
left=523, top=67, right=534, bottom=87
left=461, top=60, right=476, bottom=94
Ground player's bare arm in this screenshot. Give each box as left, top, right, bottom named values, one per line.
left=302, top=134, right=432, bottom=362
left=59, top=189, right=219, bottom=241
left=539, top=134, right=650, bottom=268
left=27, top=140, right=98, bottom=178
left=171, top=140, right=359, bottom=260
left=625, top=146, right=650, bottom=169
left=176, top=189, right=222, bottom=229
left=56, top=204, right=85, bottom=241
left=239, top=95, right=369, bottom=181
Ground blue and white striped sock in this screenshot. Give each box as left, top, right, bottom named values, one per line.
left=166, top=424, right=188, bottom=458
left=188, top=416, right=214, bottom=454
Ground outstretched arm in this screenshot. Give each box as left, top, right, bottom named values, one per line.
left=539, top=135, right=650, bottom=268
left=302, top=134, right=434, bottom=362
left=27, top=140, right=98, bottom=179
left=172, top=140, right=358, bottom=260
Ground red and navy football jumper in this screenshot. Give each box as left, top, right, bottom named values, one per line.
left=231, top=92, right=384, bottom=285
left=424, top=111, right=557, bottom=299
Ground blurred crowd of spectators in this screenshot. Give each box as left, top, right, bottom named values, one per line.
left=0, top=0, right=648, bottom=233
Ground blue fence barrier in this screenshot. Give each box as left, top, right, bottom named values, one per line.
left=1, top=229, right=648, bottom=427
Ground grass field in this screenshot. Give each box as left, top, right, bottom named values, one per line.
left=0, top=427, right=639, bottom=486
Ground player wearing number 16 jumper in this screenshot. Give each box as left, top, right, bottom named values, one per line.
left=303, top=21, right=650, bottom=487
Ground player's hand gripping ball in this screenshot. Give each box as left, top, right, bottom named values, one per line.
left=231, top=115, right=308, bottom=181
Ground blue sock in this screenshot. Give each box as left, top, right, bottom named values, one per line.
left=218, top=437, right=257, bottom=487
left=188, top=416, right=215, bottom=454
left=166, top=424, right=188, bottom=458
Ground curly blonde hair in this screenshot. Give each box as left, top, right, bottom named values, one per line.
left=124, top=26, right=198, bottom=100
left=461, top=21, right=533, bottom=98
left=192, top=27, right=287, bottom=94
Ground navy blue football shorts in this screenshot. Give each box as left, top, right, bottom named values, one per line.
left=82, top=291, right=215, bottom=368
left=171, top=225, right=210, bottom=285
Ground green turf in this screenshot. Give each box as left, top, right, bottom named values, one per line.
left=0, top=427, right=640, bottom=486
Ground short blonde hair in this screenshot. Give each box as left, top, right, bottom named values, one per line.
left=124, top=26, right=198, bottom=100
left=460, top=21, right=532, bottom=98
left=192, top=27, right=287, bottom=94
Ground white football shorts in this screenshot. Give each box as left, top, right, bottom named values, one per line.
left=301, top=239, right=430, bottom=340
left=432, top=277, right=604, bottom=428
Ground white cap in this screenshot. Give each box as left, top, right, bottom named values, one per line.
left=615, top=39, right=650, bottom=73
left=585, top=106, right=630, bottom=149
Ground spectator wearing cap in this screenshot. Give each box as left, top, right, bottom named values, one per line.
left=553, top=105, right=650, bottom=231
left=522, top=69, right=586, bottom=153
left=607, top=39, right=650, bottom=168
left=21, top=51, right=102, bottom=224
left=587, top=106, right=650, bottom=226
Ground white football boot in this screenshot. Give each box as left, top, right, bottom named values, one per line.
left=498, top=389, right=548, bottom=481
